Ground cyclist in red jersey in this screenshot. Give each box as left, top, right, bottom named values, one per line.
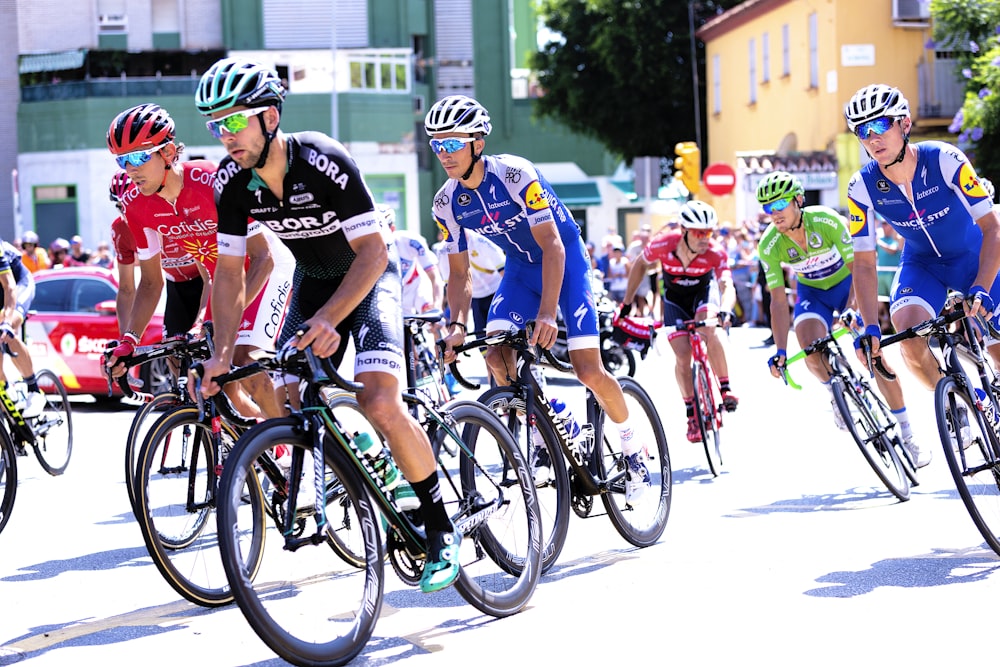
left=105, top=104, right=293, bottom=418
left=623, top=201, right=738, bottom=443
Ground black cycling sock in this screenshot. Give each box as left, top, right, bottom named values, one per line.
left=412, top=474, right=453, bottom=533
left=23, top=375, right=38, bottom=393
left=684, top=399, right=694, bottom=418
left=719, top=377, right=731, bottom=393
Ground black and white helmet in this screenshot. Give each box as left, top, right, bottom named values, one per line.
left=424, top=95, right=492, bottom=136
left=679, top=200, right=719, bottom=230
left=844, top=84, right=910, bottom=132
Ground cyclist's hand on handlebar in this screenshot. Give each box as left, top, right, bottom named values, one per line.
left=105, top=332, right=138, bottom=378
left=615, top=302, right=632, bottom=322
left=188, top=356, right=228, bottom=401
left=529, top=312, right=558, bottom=349
left=767, top=348, right=787, bottom=379
left=0, top=323, right=15, bottom=340
left=719, top=310, right=733, bottom=331
left=966, top=285, right=995, bottom=319
left=853, top=324, right=882, bottom=368
left=296, top=316, right=342, bottom=359
left=440, top=331, right=464, bottom=365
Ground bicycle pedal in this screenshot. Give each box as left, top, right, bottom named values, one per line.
left=14, top=444, right=28, bottom=457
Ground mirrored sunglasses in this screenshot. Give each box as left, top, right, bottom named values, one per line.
left=115, top=144, right=168, bottom=169
left=762, top=197, right=795, bottom=215
left=855, top=116, right=895, bottom=140
left=687, top=228, right=713, bottom=239
left=205, top=107, right=268, bottom=139
left=429, top=137, right=476, bottom=154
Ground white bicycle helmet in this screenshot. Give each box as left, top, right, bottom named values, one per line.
left=678, top=200, right=719, bottom=230
left=844, top=84, right=910, bottom=132
left=424, top=95, right=492, bottom=136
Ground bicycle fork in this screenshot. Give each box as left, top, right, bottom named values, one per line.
left=282, top=413, right=329, bottom=550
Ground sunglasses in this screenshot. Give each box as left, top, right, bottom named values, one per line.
left=762, top=197, right=795, bottom=214
left=205, top=107, right=268, bottom=139
left=687, top=228, right=713, bottom=239
left=855, top=116, right=895, bottom=140
left=429, top=137, right=476, bottom=154
left=115, top=143, right=168, bottom=169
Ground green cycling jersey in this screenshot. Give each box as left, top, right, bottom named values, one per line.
left=757, top=205, right=854, bottom=291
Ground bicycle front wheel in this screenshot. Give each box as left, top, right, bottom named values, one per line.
left=598, top=377, right=672, bottom=547
left=691, top=361, right=722, bottom=476
left=135, top=405, right=266, bottom=607
left=126, top=391, right=184, bottom=510
left=31, top=369, right=73, bottom=476
left=0, top=426, right=17, bottom=535
left=478, top=386, right=571, bottom=574
left=936, top=377, right=1000, bottom=555
left=217, top=417, right=383, bottom=667
left=831, top=378, right=909, bottom=501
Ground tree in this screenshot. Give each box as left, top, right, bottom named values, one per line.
left=931, top=0, right=1000, bottom=182
left=529, top=0, right=742, bottom=169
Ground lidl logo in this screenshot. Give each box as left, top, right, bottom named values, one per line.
left=523, top=181, right=549, bottom=211
left=435, top=218, right=453, bottom=243
left=847, top=199, right=867, bottom=236
left=959, top=163, right=989, bottom=200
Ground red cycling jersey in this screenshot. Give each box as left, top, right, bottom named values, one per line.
left=642, top=230, right=731, bottom=298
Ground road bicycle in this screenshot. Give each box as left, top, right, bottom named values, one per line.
left=778, top=318, right=911, bottom=501
left=653, top=316, right=733, bottom=476
left=214, top=335, right=541, bottom=667
left=877, top=302, right=1000, bottom=552
left=0, top=345, right=73, bottom=536
left=453, top=326, right=670, bottom=573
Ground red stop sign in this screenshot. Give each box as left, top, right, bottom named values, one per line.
left=702, top=162, right=737, bottom=196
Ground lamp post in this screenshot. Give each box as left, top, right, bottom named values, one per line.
left=688, top=2, right=702, bottom=151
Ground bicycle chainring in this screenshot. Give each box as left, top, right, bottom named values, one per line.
left=387, top=527, right=424, bottom=586
left=570, top=472, right=594, bottom=517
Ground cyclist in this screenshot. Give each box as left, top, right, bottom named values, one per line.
left=0, top=240, right=46, bottom=417
left=428, top=94, right=653, bottom=504
left=108, top=171, right=211, bottom=337
left=104, top=103, right=293, bottom=419
left=623, top=200, right=738, bottom=443
left=192, top=57, right=461, bottom=594
left=382, top=205, right=443, bottom=315
left=757, top=171, right=928, bottom=466
left=845, top=84, right=1000, bottom=395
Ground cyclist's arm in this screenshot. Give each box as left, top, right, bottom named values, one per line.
left=443, top=251, right=472, bottom=359
left=123, top=254, right=165, bottom=339
left=244, top=231, right=274, bottom=307
left=623, top=253, right=651, bottom=306
left=115, top=260, right=136, bottom=336
left=767, top=284, right=792, bottom=351
left=0, top=270, right=16, bottom=326
left=425, top=264, right=444, bottom=311
left=851, top=249, right=881, bottom=344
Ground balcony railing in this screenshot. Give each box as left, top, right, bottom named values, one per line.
left=21, top=76, right=201, bottom=102
left=917, top=52, right=966, bottom=120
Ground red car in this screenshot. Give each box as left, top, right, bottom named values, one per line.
left=26, top=266, right=168, bottom=399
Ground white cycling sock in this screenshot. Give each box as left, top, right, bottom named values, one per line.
left=891, top=407, right=914, bottom=440
left=616, top=422, right=638, bottom=456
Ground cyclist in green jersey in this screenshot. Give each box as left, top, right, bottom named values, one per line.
left=758, top=171, right=928, bottom=467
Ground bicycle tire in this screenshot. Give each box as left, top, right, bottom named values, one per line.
left=438, top=400, right=541, bottom=617
left=936, top=377, right=1000, bottom=555
left=598, top=377, right=672, bottom=547
left=134, top=405, right=266, bottom=607
left=865, top=387, right=919, bottom=487
left=125, top=391, right=184, bottom=510
left=30, top=369, right=73, bottom=476
left=0, top=426, right=18, bottom=535
left=478, top=386, right=571, bottom=574
left=600, top=334, right=636, bottom=377
left=217, top=417, right=383, bottom=667
left=691, top=361, right=722, bottom=476
left=831, top=378, right=909, bottom=501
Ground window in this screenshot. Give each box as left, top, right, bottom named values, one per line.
left=73, top=280, right=117, bottom=313
left=346, top=50, right=410, bottom=93
left=808, top=13, right=818, bottom=89
left=712, top=54, right=721, bottom=114
left=782, top=24, right=790, bottom=77
left=749, top=38, right=757, bottom=104
left=762, top=32, right=770, bottom=83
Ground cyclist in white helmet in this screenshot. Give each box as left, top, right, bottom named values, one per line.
left=623, top=199, right=739, bottom=444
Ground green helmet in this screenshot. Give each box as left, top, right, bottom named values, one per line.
left=195, top=58, right=285, bottom=115
left=756, top=171, right=804, bottom=204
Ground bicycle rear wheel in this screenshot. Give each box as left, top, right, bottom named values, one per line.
left=0, top=426, right=17, bottom=535
left=126, top=391, right=184, bottom=510
left=598, top=377, right=672, bottom=547
left=831, top=378, right=909, bottom=501
left=478, top=386, right=571, bottom=574
left=936, top=377, right=1000, bottom=555
left=438, top=400, right=541, bottom=617
left=692, top=361, right=722, bottom=476
left=135, top=405, right=266, bottom=606
left=217, top=418, right=383, bottom=667
left=30, top=369, right=73, bottom=476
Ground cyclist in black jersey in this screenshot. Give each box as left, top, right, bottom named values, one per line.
left=192, top=57, right=461, bottom=594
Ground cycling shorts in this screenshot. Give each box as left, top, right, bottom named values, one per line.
left=163, top=277, right=204, bottom=337
left=891, top=252, right=1000, bottom=331
left=662, top=281, right=719, bottom=330
left=0, top=268, right=35, bottom=321
left=793, top=277, right=852, bottom=329
left=486, top=235, right=599, bottom=350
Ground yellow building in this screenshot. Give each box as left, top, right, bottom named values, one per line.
left=695, top=0, right=961, bottom=227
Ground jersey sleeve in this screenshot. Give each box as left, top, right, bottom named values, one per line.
left=757, top=229, right=787, bottom=291
left=501, top=155, right=555, bottom=228
left=431, top=184, right=468, bottom=255
left=111, top=216, right=137, bottom=264
left=847, top=171, right=878, bottom=253
left=938, top=143, right=996, bottom=221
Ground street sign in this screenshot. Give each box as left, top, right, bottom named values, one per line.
left=702, top=162, right=737, bottom=196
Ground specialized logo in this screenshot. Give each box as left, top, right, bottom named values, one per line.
left=523, top=181, right=548, bottom=211
left=959, top=162, right=989, bottom=199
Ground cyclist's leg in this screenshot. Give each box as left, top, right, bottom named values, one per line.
left=482, top=261, right=537, bottom=387
left=889, top=260, right=949, bottom=390
left=693, top=281, right=738, bottom=409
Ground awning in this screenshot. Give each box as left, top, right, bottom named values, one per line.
left=551, top=181, right=601, bottom=207
left=19, top=50, right=87, bottom=75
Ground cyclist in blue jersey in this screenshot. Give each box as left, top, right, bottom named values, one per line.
left=428, top=95, right=652, bottom=504
left=192, top=57, right=461, bottom=594
left=845, top=84, right=1000, bottom=393
left=0, top=241, right=45, bottom=417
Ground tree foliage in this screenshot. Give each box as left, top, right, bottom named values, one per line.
left=529, top=0, right=742, bottom=165
left=931, top=0, right=1000, bottom=182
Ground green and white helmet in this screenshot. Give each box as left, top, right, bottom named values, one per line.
left=195, top=58, right=285, bottom=115
left=756, top=171, right=804, bottom=204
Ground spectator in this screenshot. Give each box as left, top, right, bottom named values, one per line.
left=606, top=244, right=630, bottom=304
left=20, top=231, right=50, bottom=273
left=66, top=235, right=91, bottom=266
left=48, top=238, right=70, bottom=268
left=90, top=241, right=115, bottom=270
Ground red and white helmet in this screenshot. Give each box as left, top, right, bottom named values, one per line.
left=107, top=103, right=175, bottom=154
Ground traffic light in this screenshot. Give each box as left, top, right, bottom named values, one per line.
left=674, top=141, right=701, bottom=195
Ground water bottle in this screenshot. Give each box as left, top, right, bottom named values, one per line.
left=550, top=398, right=583, bottom=463
left=974, top=388, right=1000, bottom=430
left=353, top=432, right=402, bottom=491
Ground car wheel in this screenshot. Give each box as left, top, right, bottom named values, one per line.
left=140, top=357, right=174, bottom=396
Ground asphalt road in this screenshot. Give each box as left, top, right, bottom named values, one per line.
left=2, top=325, right=999, bottom=667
